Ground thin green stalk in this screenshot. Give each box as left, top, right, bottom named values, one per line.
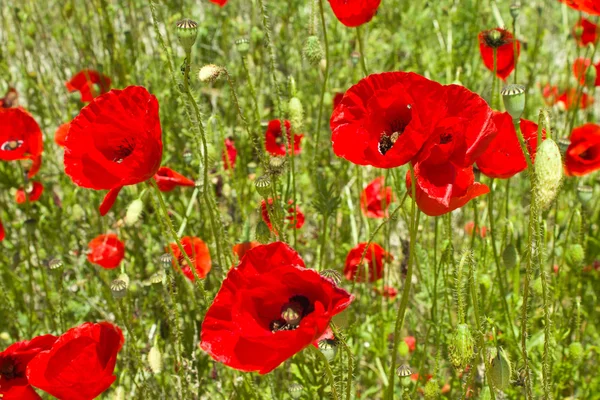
left=312, top=346, right=339, bottom=400
left=356, top=25, right=369, bottom=76
left=311, top=0, right=330, bottom=171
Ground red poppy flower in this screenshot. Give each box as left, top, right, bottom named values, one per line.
left=344, top=242, right=391, bottom=282
left=15, top=181, right=44, bottom=204
left=54, top=123, right=70, bottom=147
left=200, top=242, right=353, bottom=374
left=153, top=166, right=195, bottom=192
left=0, top=218, right=4, bottom=241
left=478, top=28, right=521, bottom=80
left=64, top=86, right=162, bottom=216
left=66, top=70, right=111, bottom=103
left=261, top=198, right=305, bottom=233
left=360, top=176, right=393, bottom=218
left=573, top=57, right=600, bottom=86
left=464, top=221, right=488, bottom=238
left=232, top=241, right=261, bottom=261
left=374, top=285, right=398, bottom=300
left=574, top=17, right=598, bottom=46
left=541, top=84, right=560, bottom=106
left=0, top=334, right=57, bottom=400
left=167, top=236, right=211, bottom=281
left=476, top=111, right=543, bottom=179
left=0, top=87, right=18, bottom=108
left=87, top=233, right=125, bottom=269
left=557, top=88, right=594, bottom=110
left=404, top=336, right=416, bottom=352
left=333, top=92, right=344, bottom=109
left=406, top=161, right=489, bottom=217
left=222, top=137, right=237, bottom=170
left=327, top=0, right=381, bottom=27
left=209, top=0, right=227, bottom=6
left=27, top=322, right=124, bottom=400
left=559, top=0, right=600, bottom=15
left=0, top=108, right=43, bottom=163
left=265, top=120, right=303, bottom=156
left=565, top=123, right=600, bottom=176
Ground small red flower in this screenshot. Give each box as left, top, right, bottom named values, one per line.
left=478, top=28, right=520, bottom=80
left=573, top=57, right=600, bottom=86
left=541, top=83, right=560, bottom=106
left=27, top=322, right=124, bottom=400
left=404, top=336, right=417, bottom=352
left=15, top=181, right=44, bottom=204
left=87, top=234, right=125, bottom=269
left=209, top=0, right=227, bottom=6
left=344, top=242, right=391, bottom=283
left=265, top=120, right=303, bottom=156
left=406, top=161, right=489, bottom=217
left=232, top=241, right=261, bottom=261
left=476, top=111, right=544, bottom=179
left=0, top=87, right=18, bottom=108
left=464, top=221, right=488, bottom=238
left=168, top=236, right=211, bottom=281
left=222, top=137, right=237, bottom=170
left=200, top=242, right=353, bottom=374
left=574, top=17, right=598, bottom=46
left=557, top=88, right=594, bottom=110
left=0, top=334, right=57, bottom=400
left=66, top=69, right=111, bottom=103
left=153, top=166, right=195, bottom=192
left=360, top=176, right=393, bottom=218
left=54, top=123, right=70, bottom=147
left=327, top=0, right=381, bottom=27
left=64, top=86, right=162, bottom=216
left=0, top=218, right=4, bottom=241
left=374, top=286, right=398, bottom=300
left=565, top=123, right=600, bottom=176
left=0, top=108, right=43, bottom=163
left=261, top=198, right=305, bottom=233
left=559, top=0, right=600, bottom=15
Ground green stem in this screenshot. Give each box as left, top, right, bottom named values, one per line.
left=311, top=0, right=330, bottom=172
left=312, top=346, right=339, bottom=400
left=356, top=25, right=369, bottom=76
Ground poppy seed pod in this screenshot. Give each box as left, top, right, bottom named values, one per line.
left=501, top=84, right=526, bottom=120
left=489, top=348, right=512, bottom=390
left=288, top=97, right=304, bottom=131
left=448, top=323, right=474, bottom=370
left=254, top=175, right=272, bottom=198
left=110, top=278, right=128, bottom=299
left=288, top=383, right=303, bottom=399
left=235, top=38, right=250, bottom=55
left=199, top=64, right=225, bottom=83
left=510, top=2, right=521, bottom=19
left=577, top=185, right=593, bottom=205
left=302, top=36, right=324, bottom=66
left=48, top=258, right=63, bottom=270
left=318, top=338, right=339, bottom=362
left=159, top=253, right=173, bottom=269
left=565, top=244, right=585, bottom=268
left=534, top=139, right=563, bottom=210
left=176, top=19, right=198, bottom=52
left=148, top=344, right=163, bottom=374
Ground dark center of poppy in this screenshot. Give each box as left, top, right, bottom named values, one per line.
left=378, top=105, right=412, bottom=156
left=483, top=29, right=511, bottom=48
left=270, top=295, right=314, bottom=333
left=1, top=139, right=24, bottom=151
left=579, top=145, right=598, bottom=161
left=439, top=133, right=453, bottom=144
left=108, top=137, right=136, bottom=163
left=0, top=356, right=18, bottom=380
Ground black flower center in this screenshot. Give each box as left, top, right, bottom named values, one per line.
left=1, top=139, right=24, bottom=151
left=378, top=105, right=412, bottom=156
left=99, top=137, right=137, bottom=164
left=270, top=295, right=314, bottom=333
left=0, top=356, right=19, bottom=380
left=439, top=133, right=453, bottom=144
left=483, top=29, right=512, bottom=48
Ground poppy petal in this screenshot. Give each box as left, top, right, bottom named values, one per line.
left=99, top=186, right=123, bottom=216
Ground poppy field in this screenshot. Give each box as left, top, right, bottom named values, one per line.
left=2, top=0, right=600, bottom=399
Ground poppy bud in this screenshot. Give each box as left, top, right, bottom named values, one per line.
left=235, top=38, right=250, bottom=55
left=176, top=19, right=198, bottom=52
left=110, top=278, right=128, bottom=299
left=255, top=220, right=271, bottom=244
left=510, top=2, right=521, bottom=19
left=448, top=323, right=474, bottom=370
left=398, top=341, right=410, bottom=357
left=577, top=185, right=593, bottom=205
left=585, top=64, right=598, bottom=88
left=288, top=383, right=303, bottom=399
left=288, top=97, right=304, bottom=131
left=574, top=25, right=584, bottom=39
left=502, top=243, right=518, bottom=269
left=320, top=59, right=327, bottom=73
left=160, top=253, right=173, bottom=269
left=565, top=244, right=585, bottom=268
left=255, top=175, right=272, bottom=198
left=148, top=344, right=163, bottom=374
left=423, top=379, right=441, bottom=400
left=318, top=339, right=338, bottom=362
left=125, top=199, right=144, bottom=226
left=569, top=341, right=584, bottom=364
left=48, top=258, right=63, bottom=270
left=534, top=139, right=562, bottom=210
left=302, top=36, right=324, bottom=66
left=557, top=137, right=570, bottom=156
left=198, top=64, right=225, bottom=83
left=501, top=84, right=526, bottom=120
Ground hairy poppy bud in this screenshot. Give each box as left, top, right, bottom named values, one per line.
left=489, top=348, right=512, bottom=390
left=235, top=38, right=250, bottom=55
left=288, top=383, right=303, bottom=399
left=502, top=243, right=518, bottom=269
left=176, top=19, right=198, bottom=52
left=577, top=185, right=593, bottom=205
left=254, top=175, right=272, bottom=198
left=569, top=341, right=584, bottom=364
left=565, top=244, right=585, bottom=268
left=125, top=199, right=144, bottom=226
left=302, top=36, right=323, bottom=66
left=501, top=84, right=526, bottom=120
left=148, top=344, right=163, bottom=374
left=288, top=97, right=304, bottom=131
left=534, top=139, right=562, bottom=210
left=423, top=379, right=441, bottom=400
left=255, top=220, right=271, bottom=244
left=198, top=64, right=225, bottom=83
left=318, top=339, right=338, bottom=362
left=448, top=323, right=474, bottom=370
left=510, top=2, right=521, bottom=19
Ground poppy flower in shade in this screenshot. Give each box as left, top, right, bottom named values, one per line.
left=200, top=242, right=353, bottom=374
left=209, top=0, right=227, bottom=6
left=476, top=111, right=544, bottom=179
left=559, top=0, right=600, bottom=15
left=153, top=166, right=195, bottom=192
left=327, top=0, right=381, bottom=27
left=232, top=241, right=261, bottom=261
left=574, top=18, right=598, bottom=46
left=331, top=72, right=446, bottom=168
left=0, top=334, right=57, bottom=400
left=64, top=86, right=162, bottom=216
left=54, top=123, right=70, bottom=147
left=87, top=234, right=125, bottom=269
left=406, top=161, right=489, bottom=217
left=0, top=218, right=4, bottom=241
left=0, top=108, right=43, bottom=163
left=27, top=322, right=124, bottom=400
left=66, top=69, right=111, bottom=103
left=0, top=87, right=18, bottom=108
left=360, top=176, right=393, bottom=218
left=556, top=88, right=594, bottom=110
left=404, top=336, right=416, bottom=352
left=167, top=236, right=212, bottom=281
left=261, top=198, right=305, bottom=233
left=478, top=28, right=520, bottom=80
left=15, top=182, right=44, bottom=204
left=222, top=137, right=237, bottom=170
left=541, top=84, right=560, bottom=106
left=265, top=120, right=303, bottom=156
left=464, top=221, right=488, bottom=238
left=344, top=242, right=391, bottom=283
left=565, top=123, right=600, bottom=176
left=573, top=58, right=600, bottom=86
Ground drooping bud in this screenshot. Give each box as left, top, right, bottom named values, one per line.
left=565, top=244, right=585, bottom=268
left=302, top=36, right=324, bottom=66
left=534, top=139, right=563, bottom=210
left=125, top=199, right=144, bottom=226
left=288, top=97, right=304, bottom=132
left=501, top=84, right=526, bottom=120
left=489, top=348, right=512, bottom=390
left=502, top=243, right=518, bottom=269
left=176, top=19, right=198, bottom=52
left=448, top=323, right=474, bottom=370
left=235, top=38, right=250, bottom=55
left=255, top=220, right=271, bottom=244
left=254, top=175, right=272, bottom=198
left=198, top=64, right=225, bottom=83
left=288, top=383, right=303, bottom=399
left=577, top=185, right=594, bottom=205
left=148, top=344, right=163, bottom=374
